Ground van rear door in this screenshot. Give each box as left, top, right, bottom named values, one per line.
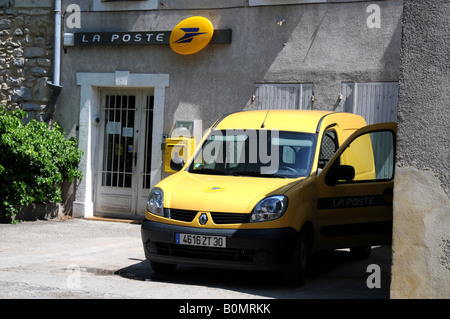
left=315, top=122, right=397, bottom=250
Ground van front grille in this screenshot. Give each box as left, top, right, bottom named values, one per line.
left=165, top=208, right=250, bottom=224
left=166, top=208, right=197, bottom=222
left=210, top=212, right=250, bottom=224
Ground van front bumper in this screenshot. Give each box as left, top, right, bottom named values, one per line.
left=141, top=219, right=298, bottom=271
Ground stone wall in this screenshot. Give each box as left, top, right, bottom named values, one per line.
left=0, top=0, right=54, bottom=121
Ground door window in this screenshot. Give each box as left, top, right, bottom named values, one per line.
left=328, top=130, right=395, bottom=184
left=101, top=95, right=136, bottom=188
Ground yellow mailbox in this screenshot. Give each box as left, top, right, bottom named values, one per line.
left=164, top=137, right=196, bottom=173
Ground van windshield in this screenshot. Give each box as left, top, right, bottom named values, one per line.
left=188, top=130, right=317, bottom=178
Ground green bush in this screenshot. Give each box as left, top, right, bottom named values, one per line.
left=0, top=106, right=83, bottom=223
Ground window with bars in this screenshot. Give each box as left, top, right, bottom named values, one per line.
left=101, top=95, right=136, bottom=188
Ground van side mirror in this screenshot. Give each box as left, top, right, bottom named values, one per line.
left=170, top=156, right=185, bottom=172
left=325, top=165, right=355, bottom=186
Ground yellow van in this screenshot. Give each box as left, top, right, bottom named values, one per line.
left=141, top=110, right=396, bottom=286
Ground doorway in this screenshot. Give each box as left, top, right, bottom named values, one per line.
left=95, top=90, right=155, bottom=218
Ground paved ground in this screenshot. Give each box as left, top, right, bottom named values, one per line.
left=0, top=218, right=392, bottom=299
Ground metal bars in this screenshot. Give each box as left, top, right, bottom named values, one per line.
left=142, top=95, right=154, bottom=189
left=101, top=94, right=136, bottom=188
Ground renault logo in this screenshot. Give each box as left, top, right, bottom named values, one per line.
left=199, top=213, right=208, bottom=225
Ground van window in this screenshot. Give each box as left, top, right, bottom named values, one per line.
left=188, top=130, right=317, bottom=178
left=318, top=130, right=338, bottom=169
left=338, top=130, right=395, bottom=182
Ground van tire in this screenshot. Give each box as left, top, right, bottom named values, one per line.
left=350, top=246, right=372, bottom=260
left=283, top=230, right=308, bottom=287
left=150, top=260, right=177, bottom=274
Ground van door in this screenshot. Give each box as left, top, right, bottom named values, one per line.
left=315, top=122, right=396, bottom=250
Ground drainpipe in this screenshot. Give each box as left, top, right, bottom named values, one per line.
left=44, top=0, right=63, bottom=122
left=53, top=0, right=61, bottom=86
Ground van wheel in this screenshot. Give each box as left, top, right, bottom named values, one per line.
left=350, top=246, right=372, bottom=260
left=283, top=230, right=308, bottom=287
left=150, top=260, right=177, bottom=274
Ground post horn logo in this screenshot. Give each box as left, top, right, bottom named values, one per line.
left=203, top=186, right=227, bottom=193
left=170, top=16, right=214, bottom=55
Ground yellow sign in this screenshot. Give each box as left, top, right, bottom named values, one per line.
left=170, top=16, right=214, bottom=55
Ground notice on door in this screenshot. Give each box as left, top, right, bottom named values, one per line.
left=107, top=122, right=121, bottom=135
left=122, top=127, right=133, bottom=137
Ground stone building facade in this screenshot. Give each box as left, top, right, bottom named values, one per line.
left=0, top=0, right=55, bottom=122
left=59, top=0, right=403, bottom=220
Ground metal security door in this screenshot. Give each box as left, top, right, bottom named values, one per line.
left=95, top=91, right=154, bottom=218
left=342, top=82, right=398, bottom=179
left=253, top=83, right=313, bottom=110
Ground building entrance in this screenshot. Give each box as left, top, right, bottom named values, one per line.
left=95, top=90, right=154, bottom=218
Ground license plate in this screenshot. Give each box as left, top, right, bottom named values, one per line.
left=175, top=233, right=227, bottom=248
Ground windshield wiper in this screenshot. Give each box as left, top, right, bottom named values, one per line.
left=189, top=168, right=236, bottom=176
left=232, top=171, right=287, bottom=178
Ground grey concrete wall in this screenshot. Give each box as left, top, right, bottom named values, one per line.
left=58, top=0, right=403, bottom=138
left=391, top=0, right=450, bottom=298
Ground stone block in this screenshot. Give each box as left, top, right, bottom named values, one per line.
left=22, top=103, right=44, bottom=111
left=0, top=0, right=11, bottom=9
left=24, top=47, right=44, bottom=58
left=0, top=18, right=11, bottom=30
left=13, top=58, right=24, bottom=66
left=33, top=77, right=50, bottom=102
left=12, top=86, right=31, bottom=101
left=7, top=75, right=23, bottom=86
left=13, top=48, right=23, bottom=57
left=14, top=0, right=52, bottom=8
left=5, top=8, right=16, bottom=16
left=31, top=67, right=46, bottom=76
left=37, top=58, right=51, bottom=67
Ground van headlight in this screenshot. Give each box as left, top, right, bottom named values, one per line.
left=250, top=195, right=288, bottom=222
left=147, top=187, right=164, bottom=216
